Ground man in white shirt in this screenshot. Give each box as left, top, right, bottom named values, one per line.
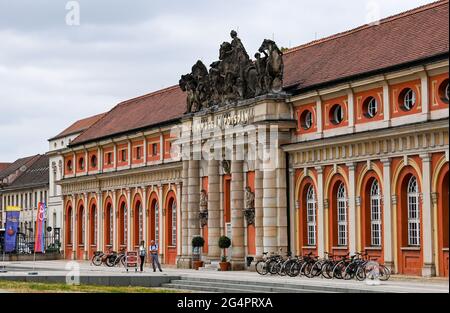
left=149, top=240, right=162, bottom=272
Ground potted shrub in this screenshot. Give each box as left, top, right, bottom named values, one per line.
left=192, top=236, right=205, bottom=270
left=218, top=236, right=231, bottom=271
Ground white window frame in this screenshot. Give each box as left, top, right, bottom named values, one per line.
left=306, top=185, right=317, bottom=246
left=403, top=89, right=416, bottom=111
left=337, top=183, right=347, bottom=246
left=407, top=176, right=420, bottom=246
left=367, top=97, right=378, bottom=118
left=370, top=180, right=382, bottom=247
left=171, top=200, right=177, bottom=246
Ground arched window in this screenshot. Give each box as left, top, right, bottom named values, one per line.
left=171, top=200, right=177, bottom=246
left=79, top=206, right=85, bottom=245
left=407, top=176, right=420, bottom=246
left=370, top=180, right=382, bottom=246
left=123, top=203, right=128, bottom=246
left=92, top=206, right=97, bottom=245
left=306, top=186, right=317, bottom=246
left=138, top=204, right=143, bottom=243
left=337, top=183, right=347, bottom=246
left=109, top=206, right=113, bottom=245
left=154, top=201, right=160, bottom=243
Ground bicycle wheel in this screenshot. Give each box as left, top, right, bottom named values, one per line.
left=255, top=260, right=268, bottom=275
left=343, top=263, right=355, bottom=280
left=278, top=261, right=288, bottom=276
left=311, top=261, right=323, bottom=278
left=379, top=265, right=391, bottom=281
left=356, top=264, right=366, bottom=281
left=270, top=261, right=281, bottom=275
left=106, top=256, right=115, bottom=267
left=322, top=262, right=334, bottom=279
left=92, top=255, right=103, bottom=266
left=120, top=255, right=126, bottom=267
left=332, top=261, right=346, bottom=279
left=288, top=261, right=301, bottom=277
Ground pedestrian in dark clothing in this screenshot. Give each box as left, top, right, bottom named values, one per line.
left=139, top=241, right=146, bottom=272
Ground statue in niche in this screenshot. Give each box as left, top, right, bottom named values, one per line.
left=199, top=189, right=208, bottom=227
left=244, top=186, right=255, bottom=226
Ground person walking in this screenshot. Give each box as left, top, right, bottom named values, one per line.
left=138, top=241, right=146, bottom=272
left=149, top=240, right=162, bottom=272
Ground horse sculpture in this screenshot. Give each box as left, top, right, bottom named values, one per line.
left=259, top=39, right=284, bottom=93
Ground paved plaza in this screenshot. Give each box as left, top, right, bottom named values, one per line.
left=0, top=260, right=447, bottom=293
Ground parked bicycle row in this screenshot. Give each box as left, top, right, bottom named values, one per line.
left=91, top=248, right=127, bottom=267
left=255, top=251, right=391, bottom=281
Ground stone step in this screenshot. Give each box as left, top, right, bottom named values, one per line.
left=165, top=279, right=324, bottom=293
left=177, top=276, right=381, bottom=293
left=161, top=283, right=263, bottom=293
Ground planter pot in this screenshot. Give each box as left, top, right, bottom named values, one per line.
left=219, top=262, right=230, bottom=271
left=193, top=260, right=204, bottom=270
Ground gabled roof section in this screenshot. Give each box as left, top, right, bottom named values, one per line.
left=67, top=1, right=449, bottom=147
left=0, top=155, right=40, bottom=184
left=70, top=86, right=186, bottom=146
left=49, top=112, right=106, bottom=141
left=283, top=0, right=449, bottom=90
left=4, top=155, right=49, bottom=191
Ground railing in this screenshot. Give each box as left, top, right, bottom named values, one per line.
left=0, top=228, right=61, bottom=254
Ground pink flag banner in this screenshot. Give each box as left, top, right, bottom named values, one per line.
left=34, top=202, right=46, bottom=253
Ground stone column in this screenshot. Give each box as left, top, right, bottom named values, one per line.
left=347, top=162, right=357, bottom=255
left=381, top=158, right=394, bottom=270
left=254, top=161, right=264, bottom=259
left=420, top=153, right=436, bottom=277
left=187, top=160, right=200, bottom=258
left=158, top=185, right=164, bottom=260
left=276, top=149, right=288, bottom=252
left=288, top=168, right=296, bottom=255
left=420, top=72, right=430, bottom=120
left=176, top=183, right=182, bottom=257
left=382, top=81, right=391, bottom=127
left=315, top=166, right=325, bottom=257
left=231, top=158, right=245, bottom=270
left=178, top=160, right=190, bottom=268
left=207, top=159, right=221, bottom=259
left=262, top=157, right=278, bottom=254
left=391, top=195, right=398, bottom=273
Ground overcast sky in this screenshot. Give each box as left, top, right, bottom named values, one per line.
left=0, top=0, right=435, bottom=162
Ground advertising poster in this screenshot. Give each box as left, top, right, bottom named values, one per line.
left=34, top=202, right=47, bottom=253
left=5, top=206, right=21, bottom=253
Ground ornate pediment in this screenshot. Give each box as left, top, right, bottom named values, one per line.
left=180, top=30, right=284, bottom=114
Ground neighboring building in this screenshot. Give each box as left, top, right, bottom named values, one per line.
left=47, top=113, right=105, bottom=232
left=0, top=155, right=48, bottom=233
left=0, top=155, right=41, bottom=225
left=58, top=1, right=449, bottom=277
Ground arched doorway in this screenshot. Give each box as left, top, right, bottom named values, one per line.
left=65, top=202, right=73, bottom=260
left=298, top=177, right=318, bottom=256
left=397, top=168, right=422, bottom=275
left=103, top=198, right=113, bottom=252
left=117, top=196, right=127, bottom=250
left=328, top=175, right=349, bottom=257
left=77, top=201, right=85, bottom=260
left=89, top=200, right=97, bottom=258
left=165, top=191, right=177, bottom=265
left=360, top=173, right=384, bottom=262
left=438, top=169, right=449, bottom=276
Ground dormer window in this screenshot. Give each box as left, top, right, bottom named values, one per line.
left=152, top=143, right=158, bottom=156
left=363, top=96, right=378, bottom=118
left=136, top=146, right=142, bottom=160
left=330, top=104, right=344, bottom=125
left=300, top=110, right=313, bottom=130
left=107, top=152, right=112, bottom=165
left=90, top=155, right=97, bottom=168
left=67, top=160, right=73, bottom=171
left=78, top=157, right=85, bottom=170
left=399, top=88, right=416, bottom=111
left=121, top=149, right=127, bottom=162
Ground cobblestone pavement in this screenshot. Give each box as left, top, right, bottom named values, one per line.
left=0, top=260, right=448, bottom=293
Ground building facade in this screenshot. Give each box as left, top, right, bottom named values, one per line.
left=0, top=155, right=49, bottom=234
left=57, top=1, right=449, bottom=277
left=47, top=113, right=105, bottom=232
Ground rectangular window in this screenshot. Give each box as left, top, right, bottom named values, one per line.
left=408, top=194, right=420, bottom=246
left=152, top=143, right=158, bottom=156
left=136, top=146, right=142, bottom=160
left=370, top=197, right=382, bottom=247
left=337, top=199, right=347, bottom=246
left=171, top=202, right=177, bottom=246
left=155, top=203, right=159, bottom=243
left=121, top=149, right=127, bottom=162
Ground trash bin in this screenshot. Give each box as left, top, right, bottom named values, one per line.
left=246, top=256, right=254, bottom=267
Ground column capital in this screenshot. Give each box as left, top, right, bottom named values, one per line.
left=323, top=199, right=329, bottom=210
left=346, top=162, right=356, bottom=171
left=355, top=196, right=361, bottom=207
left=391, top=195, right=398, bottom=205
left=315, top=166, right=324, bottom=174
left=381, top=157, right=391, bottom=165
left=431, top=192, right=439, bottom=205
left=420, top=153, right=431, bottom=162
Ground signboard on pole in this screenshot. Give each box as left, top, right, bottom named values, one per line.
left=5, top=206, right=21, bottom=253
left=34, top=202, right=46, bottom=253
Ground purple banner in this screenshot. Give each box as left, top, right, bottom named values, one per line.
left=5, top=210, right=20, bottom=252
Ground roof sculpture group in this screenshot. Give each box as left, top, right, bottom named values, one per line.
left=180, top=30, right=284, bottom=114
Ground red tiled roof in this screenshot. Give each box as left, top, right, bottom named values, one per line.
left=283, top=0, right=449, bottom=89
left=70, top=86, right=186, bottom=145
left=69, top=1, right=449, bottom=146
left=3, top=155, right=49, bottom=190
left=0, top=163, right=11, bottom=171
left=50, top=112, right=106, bottom=140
